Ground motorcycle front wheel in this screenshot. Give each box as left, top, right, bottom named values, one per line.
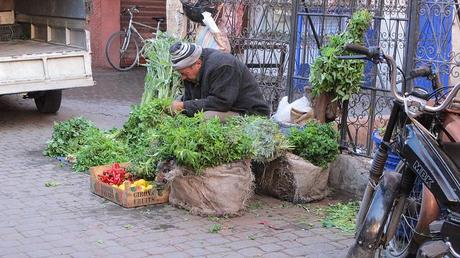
left=385, top=164, right=423, bottom=257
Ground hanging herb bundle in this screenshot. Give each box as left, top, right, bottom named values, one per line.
left=309, top=10, right=373, bottom=101
left=142, top=32, right=182, bottom=104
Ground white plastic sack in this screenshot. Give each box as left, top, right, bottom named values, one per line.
left=272, top=96, right=312, bottom=123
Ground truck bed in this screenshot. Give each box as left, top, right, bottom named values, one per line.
left=0, top=39, right=93, bottom=95
left=0, top=40, right=83, bottom=58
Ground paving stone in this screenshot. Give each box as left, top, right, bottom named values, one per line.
left=279, top=240, right=304, bottom=249
left=162, top=252, right=191, bottom=258
left=226, top=240, right=260, bottom=250
left=185, top=247, right=211, bottom=256
left=2, top=253, right=29, bottom=258
left=296, top=235, right=330, bottom=245
left=25, top=249, right=55, bottom=257
left=258, top=243, right=284, bottom=252
left=237, top=247, right=264, bottom=256
left=261, top=252, right=291, bottom=258
left=204, top=245, right=232, bottom=253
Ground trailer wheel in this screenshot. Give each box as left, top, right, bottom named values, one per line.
left=34, top=90, right=62, bottom=113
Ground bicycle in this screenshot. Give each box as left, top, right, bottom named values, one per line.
left=105, top=6, right=165, bottom=71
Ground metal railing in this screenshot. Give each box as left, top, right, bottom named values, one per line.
left=184, top=0, right=460, bottom=157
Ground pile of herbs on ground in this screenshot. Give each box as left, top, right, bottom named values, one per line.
left=44, top=98, right=295, bottom=178
left=44, top=110, right=340, bottom=177
left=322, top=201, right=359, bottom=233
left=44, top=117, right=129, bottom=172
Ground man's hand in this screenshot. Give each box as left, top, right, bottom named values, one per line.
left=170, top=101, right=185, bottom=114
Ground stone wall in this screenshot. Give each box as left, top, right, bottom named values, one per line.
left=328, top=154, right=371, bottom=198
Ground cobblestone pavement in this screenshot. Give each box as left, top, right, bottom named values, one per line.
left=0, top=68, right=354, bottom=258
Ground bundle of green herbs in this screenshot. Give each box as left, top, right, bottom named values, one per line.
left=234, top=116, right=291, bottom=163
left=44, top=117, right=98, bottom=158
left=309, top=10, right=373, bottom=101
left=288, top=121, right=339, bottom=168
left=150, top=114, right=253, bottom=174
left=73, top=131, right=129, bottom=172
left=44, top=117, right=130, bottom=172
left=142, top=32, right=182, bottom=104
left=116, top=98, right=172, bottom=156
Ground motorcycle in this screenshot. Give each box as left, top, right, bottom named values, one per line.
left=343, top=44, right=460, bottom=258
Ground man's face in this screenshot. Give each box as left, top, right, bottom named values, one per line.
left=178, top=60, right=202, bottom=82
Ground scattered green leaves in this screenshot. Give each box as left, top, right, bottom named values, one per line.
left=207, top=216, right=221, bottom=222
left=322, top=201, right=359, bottom=233
left=44, top=180, right=59, bottom=187
left=248, top=234, right=257, bottom=240
left=209, top=223, right=222, bottom=233
left=288, top=121, right=339, bottom=168
left=248, top=200, right=264, bottom=210
left=123, top=224, right=134, bottom=230
left=309, top=10, right=373, bottom=101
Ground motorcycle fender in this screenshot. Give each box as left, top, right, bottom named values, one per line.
left=357, top=172, right=401, bottom=246
left=347, top=173, right=401, bottom=258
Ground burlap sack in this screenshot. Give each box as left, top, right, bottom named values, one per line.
left=166, top=160, right=254, bottom=217
left=253, top=153, right=330, bottom=203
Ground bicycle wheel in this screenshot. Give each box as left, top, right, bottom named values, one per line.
left=385, top=166, right=423, bottom=257
left=105, top=31, right=139, bottom=71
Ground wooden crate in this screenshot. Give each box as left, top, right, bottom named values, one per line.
left=89, top=163, right=169, bottom=208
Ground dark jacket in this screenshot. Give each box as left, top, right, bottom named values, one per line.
left=182, top=48, right=270, bottom=116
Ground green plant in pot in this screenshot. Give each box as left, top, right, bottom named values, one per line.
left=309, top=10, right=373, bottom=123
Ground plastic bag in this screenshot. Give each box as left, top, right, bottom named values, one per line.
left=272, top=96, right=312, bottom=123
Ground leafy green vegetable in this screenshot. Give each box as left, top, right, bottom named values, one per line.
left=209, top=223, right=222, bottom=233
left=234, top=116, right=291, bottom=163
left=117, top=98, right=172, bottom=156
left=288, top=121, right=339, bottom=168
left=309, top=10, right=373, bottom=101
left=152, top=113, right=253, bottom=173
left=44, top=117, right=98, bottom=157
left=73, top=130, right=129, bottom=172
left=322, top=202, right=359, bottom=233
left=45, top=180, right=60, bottom=187
left=142, top=32, right=182, bottom=104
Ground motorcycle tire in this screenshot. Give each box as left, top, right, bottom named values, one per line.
left=384, top=163, right=423, bottom=257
